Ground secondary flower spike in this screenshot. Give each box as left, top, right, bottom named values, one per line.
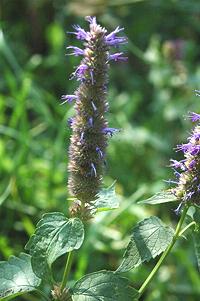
left=65, top=17, right=127, bottom=218
left=170, top=111, right=200, bottom=209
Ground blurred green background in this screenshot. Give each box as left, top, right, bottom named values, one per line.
left=1, top=0, right=200, bottom=300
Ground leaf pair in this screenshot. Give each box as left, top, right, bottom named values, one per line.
left=0, top=184, right=121, bottom=300
left=0, top=213, right=139, bottom=300
left=0, top=213, right=85, bottom=300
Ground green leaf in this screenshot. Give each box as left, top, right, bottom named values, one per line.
left=71, top=271, right=139, bottom=301
left=25, top=212, right=84, bottom=280
left=192, top=210, right=200, bottom=272
left=94, top=182, right=120, bottom=212
left=138, top=191, right=177, bottom=205
left=0, top=253, right=40, bottom=299
left=193, top=209, right=200, bottom=222
left=193, top=231, right=200, bottom=272
left=117, top=216, right=174, bottom=272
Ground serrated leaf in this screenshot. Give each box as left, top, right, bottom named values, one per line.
left=0, top=253, right=40, bottom=299
left=71, top=270, right=139, bottom=301
left=25, top=212, right=84, bottom=280
left=138, top=191, right=177, bottom=205
left=117, top=216, right=174, bottom=272
left=94, top=182, right=120, bottom=212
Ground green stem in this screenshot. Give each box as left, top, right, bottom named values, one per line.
left=108, top=0, right=148, bottom=6
left=138, top=205, right=189, bottom=297
left=178, top=221, right=196, bottom=237
left=60, top=251, right=74, bottom=291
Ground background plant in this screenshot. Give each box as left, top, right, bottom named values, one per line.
left=1, top=1, right=200, bottom=300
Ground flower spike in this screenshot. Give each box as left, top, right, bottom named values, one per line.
left=63, top=17, right=127, bottom=219
left=169, top=108, right=200, bottom=206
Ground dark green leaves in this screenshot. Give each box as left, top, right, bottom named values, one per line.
left=25, top=212, right=84, bottom=280
left=138, top=191, right=177, bottom=205
left=0, top=253, right=40, bottom=299
left=192, top=210, right=200, bottom=272
left=117, top=216, right=174, bottom=272
left=94, top=182, right=120, bottom=212
left=71, top=271, right=139, bottom=301
left=193, top=231, right=200, bottom=272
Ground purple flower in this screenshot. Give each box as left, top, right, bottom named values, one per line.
left=174, top=203, right=183, bottom=215
left=102, top=127, right=120, bottom=136
left=68, top=117, right=74, bottom=127
left=67, top=46, right=84, bottom=56
left=190, top=145, right=200, bottom=155
left=80, top=132, right=84, bottom=143
left=173, top=169, right=181, bottom=178
left=88, top=117, right=93, bottom=127
left=186, top=191, right=195, bottom=200
left=105, top=26, right=127, bottom=46
left=106, top=37, right=127, bottom=47
left=91, top=163, right=97, bottom=177
left=188, top=112, right=200, bottom=122
left=176, top=143, right=191, bottom=153
left=164, top=179, right=178, bottom=185
left=170, top=159, right=186, bottom=170
left=72, top=64, right=88, bottom=80
left=89, top=69, right=94, bottom=84
left=61, top=94, right=77, bottom=104
left=96, top=147, right=104, bottom=159
left=109, top=52, right=128, bottom=62
left=177, top=142, right=200, bottom=156
left=91, top=101, right=97, bottom=112
left=192, top=132, right=200, bottom=141
left=169, top=110, right=200, bottom=207
left=69, top=25, right=88, bottom=40
left=85, top=16, right=97, bottom=26
left=106, top=26, right=124, bottom=40
left=189, top=159, right=196, bottom=169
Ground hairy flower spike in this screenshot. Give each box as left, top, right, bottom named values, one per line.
left=170, top=109, right=200, bottom=208
left=65, top=17, right=127, bottom=217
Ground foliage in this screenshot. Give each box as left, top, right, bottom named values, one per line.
left=0, top=253, right=40, bottom=299
left=117, top=216, right=174, bottom=272
left=71, top=271, right=139, bottom=300
left=25, top=213, right=84, bottom=280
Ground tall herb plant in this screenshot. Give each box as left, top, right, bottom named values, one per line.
left=0, top=17, right=200, bottom=301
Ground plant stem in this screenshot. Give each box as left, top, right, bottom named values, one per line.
left=178, top=221, right=196, bottom=237
left=108, top=0, right=148, bottom=6
left=138, top=205, right=189, bottom=297
left=60, top=251, right=74, bottom=291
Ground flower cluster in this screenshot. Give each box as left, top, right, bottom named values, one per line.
left=170, top=108, right=200, bottom=210
left=63, top=17, right=127, bottom=219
